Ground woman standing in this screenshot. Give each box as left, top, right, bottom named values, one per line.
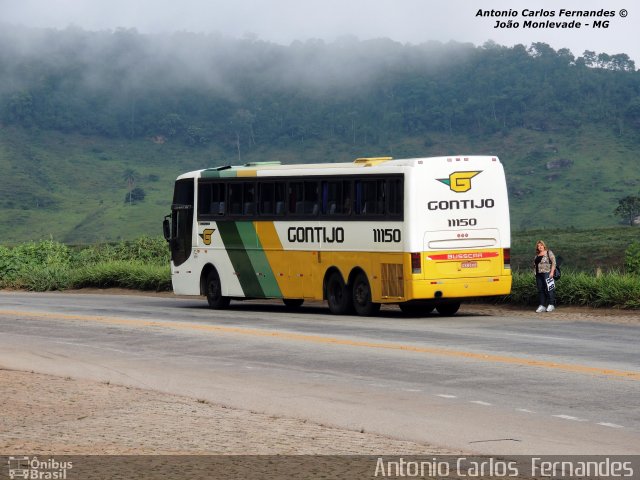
left=533, top=240, right=557, bottom=313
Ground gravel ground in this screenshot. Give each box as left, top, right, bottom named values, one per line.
left=0, top=369, right=460, bottom=455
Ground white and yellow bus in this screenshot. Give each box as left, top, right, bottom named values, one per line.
left=163, top=156, right=511, bottom=316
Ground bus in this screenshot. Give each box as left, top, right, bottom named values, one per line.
left=163, top=156, right=511, bottom=316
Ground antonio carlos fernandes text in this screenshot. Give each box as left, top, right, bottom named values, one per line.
left=374, top=457, right=635, bottom=477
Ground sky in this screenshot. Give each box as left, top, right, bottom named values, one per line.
left=1, top=0, right=638, bottom=63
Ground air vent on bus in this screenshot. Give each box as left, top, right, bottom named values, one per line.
left=204, top=165, right=232, bottom=172
left=381, top=263, right=404, bottom=298
left=244, top=161, right=282, bottom=167
left=353, top=157, right=393, bottom=166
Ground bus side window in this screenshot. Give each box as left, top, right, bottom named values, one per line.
left=198, top=182, right=226, bottom=217
left=304, top=181, right=319, bottom=215
left=355, top=180, right=379, bottom=215
left=243, top=182, right=255, bottom=215
left=343, top=181, right=352, bottom=215
left=228, top=183, right=242, bottom=215
left=213, top=183, right=226, bottom=215
left=198, top=183, right=212, bottom=216
left=387, top=178, right=403, bottom=216
left=289, top=181, right=303, bottom=215
left=377, top=179, right=385, bottom=214
left=275, top=183, right=285, bottom=216
left=322, top=180, right=350, bottom=216
left=321, top=181, right=329, bottom=214
left=259, top=182, right=274, bottom=215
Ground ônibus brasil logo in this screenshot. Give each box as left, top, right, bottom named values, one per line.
left=437, top=171, right=482, bottom=193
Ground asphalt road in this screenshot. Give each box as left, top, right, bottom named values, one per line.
left=0, top=291, right=638, bottom=455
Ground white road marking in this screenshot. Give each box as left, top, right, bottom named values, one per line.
left=369, top=383, right=388, bottom=388
left=470, top=400, right=492, bottom=406
left=516, top=408, right=535, bottom=413
left=597, top=422, right=624, bottom=429
left=553, top=414, right=587, bottom=422
left=436, top=394, right=457, bottom=399
left=401, top=388, right=422, bottom=392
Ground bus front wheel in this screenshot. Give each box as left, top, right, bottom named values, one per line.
left=352, top=272, right=380, bottom=317
left=436, top=301, right=460, bottom=316
left=206, top=269, right=230, bottom=309
left=283, top=298, right=304, bottom=309
left=326, top=272, right=352, bottom=315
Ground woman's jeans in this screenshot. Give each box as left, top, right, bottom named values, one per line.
left=536, top=272, right=555, bottom=307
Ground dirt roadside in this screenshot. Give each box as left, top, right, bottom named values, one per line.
left=1, top=290, right=637, bottom=455
left=0, top=369, right=460, bottom=455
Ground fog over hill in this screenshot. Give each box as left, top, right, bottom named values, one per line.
left=0, top=26, right=637, bottom=145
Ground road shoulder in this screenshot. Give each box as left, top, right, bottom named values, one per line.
left=0, top=368, right=459, bottom=455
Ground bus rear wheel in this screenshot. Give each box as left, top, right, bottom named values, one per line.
left=435, top=301, right=460, bottom=316
left=206, top=269, right=230, bottom=309
left=326, top=272, right=352, bottom=315
left=283, top=298, right=304, bottom=309
left=399, top=302, right=435, bottom=317
left=352, top=272, right=380, bottom=317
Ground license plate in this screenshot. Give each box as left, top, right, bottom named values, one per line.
left=461, top=261, right=478, bottom=269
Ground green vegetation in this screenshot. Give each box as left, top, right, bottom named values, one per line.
left=511, top=226, right=640, bottom=271
left=507, top=271, right=640, bottom=309
left=614, top=195, right=640, bottom=226
left=625, top=242, right=640, bottom=275
left=0, top=236, right=170, bottom=292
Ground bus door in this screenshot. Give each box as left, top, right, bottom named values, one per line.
left=168, top=178, right=194, bottom=267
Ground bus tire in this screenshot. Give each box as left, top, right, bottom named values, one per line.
left=205, top=269, right=230, bottom=309
left=436, top=301, right=460, bottom=316
left=399, top=302, right=435, bottom=317
left=283, top=298, right=304, bottom=309
left=326, top=272, right=352, bottom=315
left=352, top=272, right=380, bottom=317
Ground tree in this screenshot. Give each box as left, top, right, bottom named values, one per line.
left=122, top=169, right=139, bottom=206
left=614, top=195, right=640, bottom=226
left=124, top=187, right=146, bottom=204
left=625, top=242, right=640, bottom=274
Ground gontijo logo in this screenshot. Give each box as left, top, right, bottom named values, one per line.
left=199, top=228, right=215, bottom=245
left=437, top=171, right=482, bottom=193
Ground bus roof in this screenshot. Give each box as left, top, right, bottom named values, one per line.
left=176, top=156, right=502, bottom=180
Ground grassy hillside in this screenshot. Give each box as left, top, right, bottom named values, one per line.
left=511, top=227, right=639, bottom=272
left=0, top=124, right=639, bottom=244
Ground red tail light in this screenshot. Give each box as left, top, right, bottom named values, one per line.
left=411, top=253, right=422, bottom=274
left=503, top=248, right=511, bottom=269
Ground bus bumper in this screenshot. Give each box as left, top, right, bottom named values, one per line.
left=405, top=274, right=512, bottom=301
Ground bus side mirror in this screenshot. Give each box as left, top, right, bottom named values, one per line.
left=163, top=215, right=171, bottom=242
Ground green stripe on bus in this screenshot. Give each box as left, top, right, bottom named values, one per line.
left=201, top=169, right=238, bottom=178
left=217, top=222, right=265, bottom=298
left=235, top=222, right=282, bottom=298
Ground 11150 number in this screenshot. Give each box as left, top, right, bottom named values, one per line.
left=373, top=228, right=401, bottom=243
left=448, top=218, right=477, bottom=227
